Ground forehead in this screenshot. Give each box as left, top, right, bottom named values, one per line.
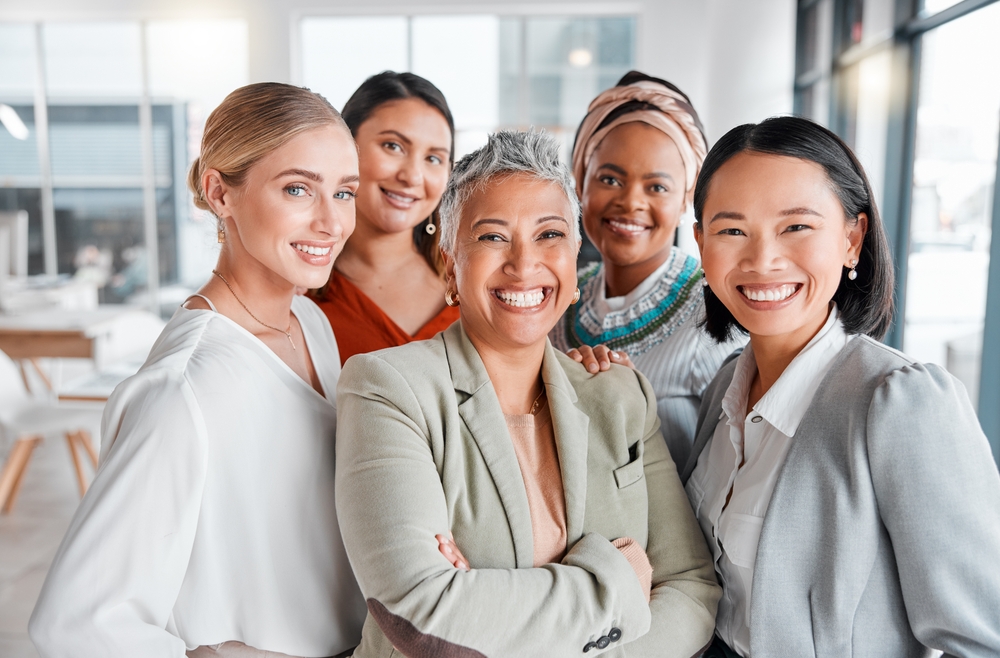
left=250, top=125, right=358, bottom=175
left=705, top=152, right=839, bottom=212
left=461, top=173, right=573, bottom=221
left=361, top=97, right=451, bottom=141
left=589, top=122, right=684, bottom=171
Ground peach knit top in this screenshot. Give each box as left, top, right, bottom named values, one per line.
left=503, top=404, right=568, bottom=566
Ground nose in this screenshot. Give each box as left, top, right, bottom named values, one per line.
left=396, top=154, right=424, bottom=188
left=503, top=236, right=543, bottom=279
left=618, top=181, right=649, bottom=214
left=313, top=195, right=353, bottom=240
left=741, top=233, right=785, bottom=274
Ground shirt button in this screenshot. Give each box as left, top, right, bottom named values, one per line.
left=596, top=636, right=611, bottom=649
left=750, top=415, right=763, bottom=423
left=583, top=641, right=597, bottom=652
left=609, top=628, right=622, bottom=642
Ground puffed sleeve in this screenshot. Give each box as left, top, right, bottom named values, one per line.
left=867, top=363, right=1000, bottom=656
left=335, top=354, right=653, bottom=658
left=619, top=370, right=721, bottom=657
left=29, top=371, right=209, bottom=658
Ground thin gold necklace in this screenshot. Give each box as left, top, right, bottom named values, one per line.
left=529, top=387, right=546, bottom=415
left=213, top=270, right=296, bottom=351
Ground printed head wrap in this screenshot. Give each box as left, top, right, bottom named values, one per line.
left=571, top=75, right=707, bottom=204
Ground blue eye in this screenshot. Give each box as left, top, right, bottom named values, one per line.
left=334, top=190, right=357, bottom=200
left=286, top=185, right=307, bottom=197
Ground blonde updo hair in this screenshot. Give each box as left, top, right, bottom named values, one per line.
left=188, top=82, right=349, bottom=215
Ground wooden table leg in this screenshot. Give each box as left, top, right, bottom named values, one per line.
left=77, top=430, right=98, bottom=469
left=66, top=431, right=88, bottom=497
left=0, top=436, right=41, bottom=513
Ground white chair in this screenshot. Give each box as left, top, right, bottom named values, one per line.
left=0, top=349, right=102, bottom=513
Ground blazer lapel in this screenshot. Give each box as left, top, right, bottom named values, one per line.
left=541, top=343, right=590, bottom=544
left=444, top=323, right=535, bottom=568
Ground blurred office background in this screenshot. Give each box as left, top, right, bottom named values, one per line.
left=0, top=1, right=998, bottom=654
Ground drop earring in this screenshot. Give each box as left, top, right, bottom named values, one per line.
left=217, top=224, right=226, bottom=244
left=425, top=221, right=437, bottom=235
left=847, top=258, right=858, bottom=281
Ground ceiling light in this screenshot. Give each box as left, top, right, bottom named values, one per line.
left=568, top=48, right=593, bottom=68
left=0, top=104, right=29, bottom=140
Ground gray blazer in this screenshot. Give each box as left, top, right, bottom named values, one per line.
left=681, top=335, right=1000, bottom=657
left=336, top=322, right=720, bottom=658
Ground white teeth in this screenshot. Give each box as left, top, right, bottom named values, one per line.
left=294, top=243, right=331, bottom=256
left=608, top=219, right=647, bottom=233
left=742, top=284, right=797, bottom=302
left=385, top=190, right=417, bottom=203
left=496, top=289, right=545, bottom=308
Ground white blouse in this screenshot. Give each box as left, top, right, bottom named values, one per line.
left=30, top=295, right=366, bottom=658
left=685, top=307, right=852, bottom=656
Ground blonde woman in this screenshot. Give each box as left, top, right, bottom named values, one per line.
left=30, top=83, right=366, bottom=658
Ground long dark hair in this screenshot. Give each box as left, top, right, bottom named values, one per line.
left=341, top=71, right=455, bottom=277
left=693, top=116, right=895, bottom=342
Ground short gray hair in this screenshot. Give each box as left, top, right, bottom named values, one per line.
left=439, top=130, right=581, bottom=253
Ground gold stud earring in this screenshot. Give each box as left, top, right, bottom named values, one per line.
left=571, top=288, right=581, bottom=304
left=445, top=289, right=459, bottom=307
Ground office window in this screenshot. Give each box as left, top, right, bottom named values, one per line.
left=794, top=0, right=1000, bottom=457
left=298, top=13, right=636, bottom=159
left=0, top=19, right=247, bottom=310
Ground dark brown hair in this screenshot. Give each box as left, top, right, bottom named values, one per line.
left=693, top=116, right=895, bottom=342
left=341, top=71, right=455, bottom=277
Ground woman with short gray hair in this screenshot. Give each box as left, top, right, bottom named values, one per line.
left=335, top=130, right=719, bottom=657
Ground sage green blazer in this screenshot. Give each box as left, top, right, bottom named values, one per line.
left=335, top=322, right=719, bottom=658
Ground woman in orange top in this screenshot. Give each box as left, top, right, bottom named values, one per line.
left=311, top=71, right=457, bottom=363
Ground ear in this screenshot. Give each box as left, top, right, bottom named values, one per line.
left=693, top=220, right=705, bottom=256
left=441, top=248, right=457, bottom=286
left=846, top=212, right=867, bottom=263
left=202, top=169, right=232, bottom=218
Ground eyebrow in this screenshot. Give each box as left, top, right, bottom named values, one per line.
left=597, top=163, right=628, bottom=176
left=642, top=172, right=674, bottom=181
left=780, top=206, right=822, bottom=217
left=471, top=215, right=569, bottom=230
left=275, top=168, right=322, bottom=182
left=380, top=129, right=450, bottom=155
left=339, top=174, right=360, bottom=185
left=709, top=211, right=745, bottom=223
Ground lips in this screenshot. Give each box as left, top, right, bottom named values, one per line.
left=494, top=287, right=548, bottom=308
left=291, top=241, right=336, bottom=266
left=738, top=283, right=800, bottom=302
left=603, top=218, right=651, bottom=237
left=381, top=188, right=420, bottom=208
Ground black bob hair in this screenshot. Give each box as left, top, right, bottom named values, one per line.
left=340, top=71, right=455, bottom=276
left=693, top=116, right=895, bottom=343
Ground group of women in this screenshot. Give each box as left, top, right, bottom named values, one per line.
left=26, top=66, right=1000, bottom=658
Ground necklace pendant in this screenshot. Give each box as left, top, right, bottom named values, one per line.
left=285, top=332, right=297, bottom=351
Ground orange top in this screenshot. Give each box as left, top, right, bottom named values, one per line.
left=310, top=270, right=460, bottom=366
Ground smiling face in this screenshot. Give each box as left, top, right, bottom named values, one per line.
left=696, top=151, right=866, bottom=349
left=581, top=122, right=688, bottom=279
left=218, top=124, right=359, bottom=290
left=352, top=97, right=452, bottom=235
left=446, top=173, right=580, bottom=355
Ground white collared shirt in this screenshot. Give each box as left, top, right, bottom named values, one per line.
left=685, top=306, right=853, bottom=656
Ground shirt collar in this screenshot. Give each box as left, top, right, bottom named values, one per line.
left=719, top=304, right=852, bottom=437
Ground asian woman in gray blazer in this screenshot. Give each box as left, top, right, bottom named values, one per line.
left=335, top=131, right=720, bottom=657
left=681, top=116, right=1000, bottom=658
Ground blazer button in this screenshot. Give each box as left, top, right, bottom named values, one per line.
left=583, top=641, right=597, bottom=652
left=609, top=627, right=622, bottom=642
left=596, top=636, right=611, bottom=649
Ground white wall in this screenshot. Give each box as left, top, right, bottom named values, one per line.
left=0, top=0, right=797, bottom=142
